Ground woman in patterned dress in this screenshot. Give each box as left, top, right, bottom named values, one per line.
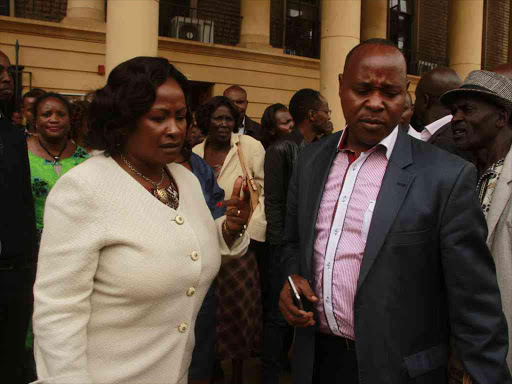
left=26, top=92, right=90, bottom=243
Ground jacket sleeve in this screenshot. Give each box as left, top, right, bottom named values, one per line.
left=440, top=163, right=512, bottom=384
left=282, top=157, right=301, bottom=277
left=246, top=138, right=267, bottom=242
left=264, top=144, right=287, bottom=246
left=33, top=174, right=103, bottom=384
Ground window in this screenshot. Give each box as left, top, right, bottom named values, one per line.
left=284, top=0, right=321, bottom=58
left=389, top=0, right=413, bottom=51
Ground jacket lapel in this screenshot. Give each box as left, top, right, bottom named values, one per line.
left=304, top=133, right=341, bottom=276
left=427, top=122, right=450, bottom=144
left=357, top=131, right=415, bottom=291
left=487, top=147, right=512, bottom=245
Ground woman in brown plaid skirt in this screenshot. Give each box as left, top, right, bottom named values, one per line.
left=193, top=96, right=266, bottom=384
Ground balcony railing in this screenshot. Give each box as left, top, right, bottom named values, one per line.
left=404, top=50, right=449, bottom=76
left=159, top=3, right=242, bottom=47
left=284, top=16, right=321, bottom=59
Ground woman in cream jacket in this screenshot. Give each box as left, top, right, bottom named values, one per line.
left=193, top=96, right=266, bottom=384
left=32, top=57, right=250, bottom=384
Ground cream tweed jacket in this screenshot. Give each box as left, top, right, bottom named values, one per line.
left=487, top=146, right=512, bottom=373
left=32, top=155, right=249, bottom=384
left=193, top=133, right=266, bottom=242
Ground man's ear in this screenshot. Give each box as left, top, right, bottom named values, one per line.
left=308, top=109, right=316, bottom=121
left=496, top=107, right=509, bottom=129
left=338, top=73, right=343, bottom=99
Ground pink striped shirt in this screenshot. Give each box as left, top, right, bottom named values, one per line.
left=313, top=127, right=398, bottom=339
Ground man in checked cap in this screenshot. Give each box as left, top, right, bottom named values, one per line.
left=441, top=70, right=512, bottom=374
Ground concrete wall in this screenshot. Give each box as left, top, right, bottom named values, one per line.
left=0, top=16, right=319, bottom=122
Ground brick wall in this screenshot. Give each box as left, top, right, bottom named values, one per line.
left=198, top=0, right=240, bottom=45
left=15, top=0, right=67, bottom=23
left=483, top=0, right=510, bottom=70
left=417, top=0, right=449, bottom=66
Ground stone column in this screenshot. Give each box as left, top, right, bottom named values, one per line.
left=62, top=0, right=105, bottom=27
left=321, top=0, right=361, bottom=130
left=239, top=0, right=273, bottom=51
left=448, top=0, right=484, bottom=80
left=105, top=0, right=159, bottom=76
left=361, top=0, right=388, bottom=41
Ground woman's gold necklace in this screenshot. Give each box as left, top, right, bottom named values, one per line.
left=120, top=154, right=169, bottom=204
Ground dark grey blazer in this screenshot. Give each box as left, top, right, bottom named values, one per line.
left=283, top=129, right=511, bottom=384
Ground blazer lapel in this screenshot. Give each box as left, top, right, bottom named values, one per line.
left=427, top=122, right=450, bottom=144
left=357, top=131, right=415, bottom=291
left=487, top=147, right=512, bottom=244
left=304, top=133, right=341, bottom=275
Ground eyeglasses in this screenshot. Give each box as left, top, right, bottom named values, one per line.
left=313, top=109, right=332, bottom=116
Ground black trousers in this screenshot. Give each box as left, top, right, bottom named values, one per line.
left=312, top=333, right=359, bottom=384
left=0, top=265, right=36, bottom=384
left=262, top=245, right=293, bottom=384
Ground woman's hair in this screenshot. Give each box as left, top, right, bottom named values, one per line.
left=33, top=92, right=72, bottom=121
left=70, top=100, right=90, bottom=143
left=261, top=103, right=289, bottom=149
left=195, top=96, right=241, bottom=136
left=88, top=56, right=191, bottom=155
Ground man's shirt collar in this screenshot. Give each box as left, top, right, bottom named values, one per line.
left=337, top=125, right=399, bottom=160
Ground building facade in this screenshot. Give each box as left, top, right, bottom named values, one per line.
left=0, top=0, right=510, bottom=129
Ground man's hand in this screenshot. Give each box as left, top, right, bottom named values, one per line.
left=279, top=274, right=318, bottom=327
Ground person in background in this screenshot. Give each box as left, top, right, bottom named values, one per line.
left=224, top=85, right=262, bottom=140
left=32, top=57, right=250, bottom=384
left=412, top=67, right=468, bottom=158
left=0, top=49, right=38, bottom=384
left=11, top=109, right=24, bottom=127
left=401, top=92, right=419, bottom=138
left=262, top=88, right=325, bottom=384
left=69, top=100, right=92, bottom=152
left=176, top=114, right=225, bottom=384
left=493, top=63, right=512, bottom=80
left=441, top=70, right=512, bottom=375
left=193, top=95, right=266, bottom=384
left=189, top=112, right=206, bottom=147
left=22, top=88, right=46, bottom=136
left=27, top=92, right=90, bottom=243
left=261, top=103, right=295, bottom=150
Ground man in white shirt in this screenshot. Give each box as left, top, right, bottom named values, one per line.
left=412, top=67, right=469, bottom=159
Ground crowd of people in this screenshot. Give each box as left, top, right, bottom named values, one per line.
left=1, top=37, right=512, bottom=384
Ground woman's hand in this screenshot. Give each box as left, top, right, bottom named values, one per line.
left=219, top=176, right=251, bottom=243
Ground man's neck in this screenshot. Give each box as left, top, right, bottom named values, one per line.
left=297, top=123, right=317, bottom=144
left=477, top=128, right=512, bottom=175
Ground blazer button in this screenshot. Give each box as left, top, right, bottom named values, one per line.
left=187, top=287, right=196, bottom=296
left=175, top=215, right=184, bottom=225
left=191, top=251, right=199, bottom=261
left=178, top=322, right=188, bottom=333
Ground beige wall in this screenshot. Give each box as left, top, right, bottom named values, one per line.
left=0, top=16, right=420, bottom=122
left=0, top=16, right=319, bottom=122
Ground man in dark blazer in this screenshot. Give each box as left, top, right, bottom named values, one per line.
left=411, top=67, right=471, bottom=160
left=0, top=50, right=38, bottom=383
left=224, top=85, right=262, bottom=140
left=279, top=39, right=511, bottom=384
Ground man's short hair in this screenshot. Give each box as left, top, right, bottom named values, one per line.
left=344, top=38, right=404, bottom=72
left=22, top=88, right=46, bottom=102
left=289, top=88, right=322, bottom=126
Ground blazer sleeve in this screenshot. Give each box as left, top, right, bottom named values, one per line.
left=246, top=137, right=267, bottom=242
left=33, top=173, right=104, bottom=384
left=264, top=144, right=288, bottom=246
left=283, top=157, right=301, bottom=277
left=440, top=163, right=512, bottom=384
